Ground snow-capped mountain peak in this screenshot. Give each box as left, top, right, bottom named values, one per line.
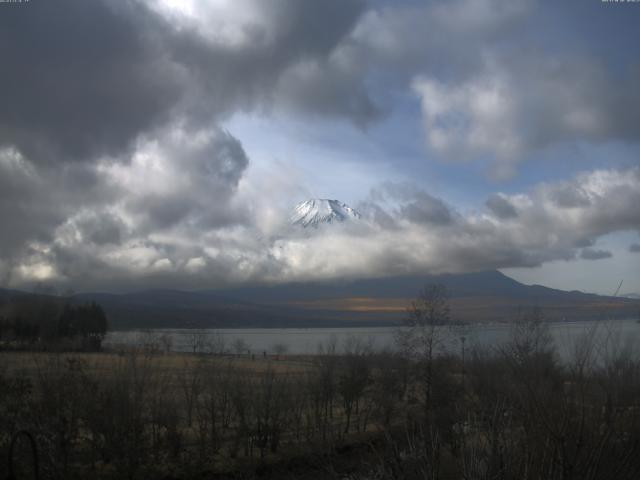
left=290, top=199, right=361, bottom=228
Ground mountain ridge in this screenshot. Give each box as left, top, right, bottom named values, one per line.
left=2, top=271, right=638, bottom=329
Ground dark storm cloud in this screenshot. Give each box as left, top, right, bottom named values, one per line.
left=192, top=130, right=249, bottom=187
left=548, top=185, right=592, bottom=208
left=274, top=59, right=383, bottom=127
left=411, top=54, right=640, bottom=177
left=580, top=248, right=613, bottom=261
left=125, top=128, right=251, bottom=232
left=0, top=0, right=183, bottom=163
left=0, top=0, right=369, bottom=165
left=0, top=0, right=373, bottom=288
left=267, top=0, right=366, bottom=56
left=368, top=182, right=456, bottom=226
left=486, top=194, right=518, bottom=219
left=350, top=1, right=640, bottom=175
left=158, top=0, right=371, bottom=127
left=356, top=201, right=397, bottom=230
left=399, top=193, right=454, bottom=226
left=629, top=244, right=640, bottom=253
left=573, top=238, right=595, bottom=249
left=0, top=148, right=117, bottom=254
left=132, top=194, right=195, bottom=231
left=350, top=0, right=532, bottom=83
left=75, top=212, right=125, bottom=246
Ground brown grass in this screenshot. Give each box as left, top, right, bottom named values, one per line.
left=0, top=350, right=316, bottom=378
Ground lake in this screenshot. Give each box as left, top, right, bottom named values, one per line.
left=104, top=318, right=640, bottom=359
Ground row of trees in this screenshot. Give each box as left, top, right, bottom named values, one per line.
left=136, top=328, right=290, bottom=357
left=0, top=294, right=108, bottom=350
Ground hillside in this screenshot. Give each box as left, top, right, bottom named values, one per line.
left=2, top=271, right=637, bottom=329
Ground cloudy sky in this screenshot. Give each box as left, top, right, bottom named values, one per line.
left=1, top=0, right=639, bottom=295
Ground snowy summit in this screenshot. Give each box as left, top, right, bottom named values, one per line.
left=290, top=199, right=361, bottom=228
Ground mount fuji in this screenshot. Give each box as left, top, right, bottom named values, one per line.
left=290, top=199, right=361, bottom=228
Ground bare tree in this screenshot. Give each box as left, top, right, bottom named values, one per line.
left=158, top=333, right=173, bottom=354
left=188, top=329, right=208, bottom=354
left=195, top=359, right=235, bottom=459
left=205, top=329, right=226, bottom=355
left=178, top=357, right=203, bottom=428
left=232, top=337, right=250, bottom=356
left=271, top=342, right=289, bottom=359
left=397, top=284, right=451, bottom=416
left=338, top=336, right=372, bottom=433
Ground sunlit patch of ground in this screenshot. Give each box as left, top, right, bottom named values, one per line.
left=287, top=297, right=410, bottom=312
left=285, top=295, right=640, bottom=323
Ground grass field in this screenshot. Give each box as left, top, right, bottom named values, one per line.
left=3, top=319, right=640, bottom=479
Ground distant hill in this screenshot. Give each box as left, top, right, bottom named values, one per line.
left=69, top=290, right=364, bottom=330
left=214, top=270, right=596, bottom=302
left=1, top=271, right=638, bottom=329
left=214, top=270, right=640, bottom=324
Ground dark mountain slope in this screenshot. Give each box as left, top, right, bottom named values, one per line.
left=2, top=271, right=638, bottom=328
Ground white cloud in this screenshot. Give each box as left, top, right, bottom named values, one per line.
left=3, top=165, right=639, bottom=290
left=411, top=53, right=638, bottom=176
left=412, top=72, right=521, bottom=167
left=147, top=0, right=277, bottom=48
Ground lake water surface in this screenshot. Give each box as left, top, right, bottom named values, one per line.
left=105, top=318, right=640, bottom=359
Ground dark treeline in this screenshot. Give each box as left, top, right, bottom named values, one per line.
left=0, top=293, right=108, bottom=351
left=1, top=286, right=640, bottom=479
